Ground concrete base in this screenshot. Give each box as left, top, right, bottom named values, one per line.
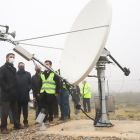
left=36, top=120, right=140, bottom=139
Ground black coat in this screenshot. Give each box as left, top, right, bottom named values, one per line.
left=16, top=70, right=32, bottom=102
left=32, top=72, right=41, bottom=100
left=0, top=62, right=18, bottom=101
left=0, top=87, right=2, bottom=106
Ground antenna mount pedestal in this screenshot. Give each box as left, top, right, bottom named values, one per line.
left=94, top=57, right=112, bottom=127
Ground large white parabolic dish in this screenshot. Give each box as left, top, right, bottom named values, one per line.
left=60, top=0, right=112, bottom=85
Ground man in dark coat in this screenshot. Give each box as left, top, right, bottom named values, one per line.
left=0, top=53, right=24, bottom=134
left=32, top=65, right=42, bottom=123
left=16, top=62, right=32, bottom=127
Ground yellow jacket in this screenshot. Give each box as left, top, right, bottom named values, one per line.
left=80, top=83, right=91, bottom=98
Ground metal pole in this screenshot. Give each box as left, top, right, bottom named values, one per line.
left=95, top=63, right=112, bottom=127
left=97, top=68, right=107, bottom=124
left=33, top=56, right=71, bottom=85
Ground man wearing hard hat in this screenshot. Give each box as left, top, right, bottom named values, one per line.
left=80, top=80, right=91, bottom=113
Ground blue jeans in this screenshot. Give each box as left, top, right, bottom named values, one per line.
left=58, top=89, right=70, bottom=118
left=8, top=108, right=13, bottom=122
left=0, top=106, right=13, bottom=122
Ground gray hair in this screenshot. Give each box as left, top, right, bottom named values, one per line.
left=35, top=65, right=41, bottom=70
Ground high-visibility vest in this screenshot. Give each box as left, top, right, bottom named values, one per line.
left=63, top=82, right=72, bottom=89
left=56, top=70, right=71, bottom=89
left=40, top=72, right=56, bottom=94
left=80, top=83, right=91, bottom=98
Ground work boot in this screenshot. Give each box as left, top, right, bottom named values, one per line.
left=1, top=129, right=10, bottom=134
left=58, top=118, right=63, bottom=121
left=64, top=117, right=68, bottom=122
left=34, top=122, right=40, bottom=125
left=14, top=125, right=25, bottom=129
left=57, top=117, right=64, bottom=123
left=53, top=115, right=58, bottom=118
left=10, top=121, right=14, bottom=124
left=49, top=121, right=54, bottom=126
left=24, top=123, right=29, bottom=127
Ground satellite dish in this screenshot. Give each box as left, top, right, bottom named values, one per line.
left=60, top=0, right=112, bottom=85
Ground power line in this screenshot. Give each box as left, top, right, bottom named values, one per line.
left=15, top=25, right=109, bottom=42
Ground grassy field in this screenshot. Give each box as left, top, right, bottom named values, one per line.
left=6, top=101, right=140, bottom=130
left=69, top=101, right=140, bottom=120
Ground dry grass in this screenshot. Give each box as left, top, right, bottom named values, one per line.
left=7, top=109, right=36, bottom=130
left=70, top=107, right=140, bottom=120
left=5, top=102, right=140, bottom=130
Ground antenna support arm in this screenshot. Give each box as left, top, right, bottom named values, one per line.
left=105, top=48, right=130, bottom=76
left=87, top=75, right=98, bottom=78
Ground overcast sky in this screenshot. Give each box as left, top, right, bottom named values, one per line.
left=0, top=0, right=140, bottom=93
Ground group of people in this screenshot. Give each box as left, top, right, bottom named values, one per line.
left=0, top=53, right=91, bottom=134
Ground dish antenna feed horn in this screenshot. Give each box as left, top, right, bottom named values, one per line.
left=0, top=25, right=16, bottom=39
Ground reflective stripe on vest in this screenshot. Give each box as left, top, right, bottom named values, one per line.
left=41, top=87, right=56, bottom=90
left=63, top=82, right=71, bottom=89
left=40, top=72, right=56, bottom=94
left=42, top=81, right=56, bottom=85
left=63, top=82, right=66, bottom=88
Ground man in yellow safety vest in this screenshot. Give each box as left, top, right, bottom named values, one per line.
left=80, top=80, right=91, bottom=113
left=38, top=60, right=59, bottom=125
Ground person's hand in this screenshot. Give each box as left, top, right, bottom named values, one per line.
left=82, top=94, right=84, bottom=96
left=33, top=97, right=36, bottom=100
left=37, top=94, right=40, bottom=97
left=55, top=93, right=58, bottom=96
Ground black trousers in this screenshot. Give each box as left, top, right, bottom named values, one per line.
left=83, top=98, right=91, bottom=112
left=17, top=101, right=28, bottom=124
left=39, top=101, right=54, bottom=122
left=1, top=101, right=21, bottom=130
left=34, top=100, right=40, bottom=119
left=53, top=98, right=59, bottom=116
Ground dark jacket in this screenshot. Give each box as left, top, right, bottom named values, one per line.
left=32, top=72, right=41, bottom=100
left=39, top=70, right=60, bottom=102
left=71, top=85, right=81, bottom=103
left=0, top=62, right=18, bottom=101
left=0, top=87, right=2, bottom=106
left=16, top=70, right=32, bottom=102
